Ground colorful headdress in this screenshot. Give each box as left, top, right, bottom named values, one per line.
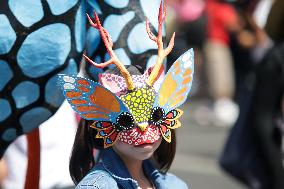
left=58, top=1, right=194, bottom=148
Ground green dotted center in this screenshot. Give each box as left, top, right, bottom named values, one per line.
left=120, top=85, right=156, bottom=123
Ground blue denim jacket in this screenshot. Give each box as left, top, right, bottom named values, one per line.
left=76, top=148, right=188, bottom=189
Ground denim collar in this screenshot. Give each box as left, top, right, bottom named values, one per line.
left=98, top=148, right=164, bottom=189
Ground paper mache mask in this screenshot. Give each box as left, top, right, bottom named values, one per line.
left=58, top=1, right=194, bottom=148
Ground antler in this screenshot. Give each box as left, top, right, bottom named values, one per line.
left=83, top=12, right=135, bottom=90
left=145, top=0, right=175, bottom=86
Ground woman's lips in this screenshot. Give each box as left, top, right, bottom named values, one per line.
left=134, top=142, right=155, bottom=148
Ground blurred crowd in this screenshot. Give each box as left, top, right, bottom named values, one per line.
left=0, top=0, right=283, bottom=188
left=166, top=0, right=268, bottom=126
left=166, top=0, right=284, bottom=188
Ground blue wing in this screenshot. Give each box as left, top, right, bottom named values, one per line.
left=153, top=49, right=194, bottom=113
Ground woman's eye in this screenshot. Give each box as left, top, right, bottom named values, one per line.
left=116, top=112, right=135, bottom=131
left=151, top=107, right=165, bottom=125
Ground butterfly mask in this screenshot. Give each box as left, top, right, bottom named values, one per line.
left=59, top=1, right=194, bottom=148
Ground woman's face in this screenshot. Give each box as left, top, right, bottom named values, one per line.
left=113, top=137, right=162, bottom=161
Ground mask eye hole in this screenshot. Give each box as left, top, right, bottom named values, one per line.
left=116, top=112, right=135, bottom=131
left=151, top=107, right=165, bottom=125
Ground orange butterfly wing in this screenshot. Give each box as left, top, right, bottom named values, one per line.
left=154, top=49, right=194, bottom=113
left=58, top=75, right=130, bottom=123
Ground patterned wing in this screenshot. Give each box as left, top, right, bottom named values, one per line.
left=58, top=75, right=130, bottom=123
left=159, top=125, right=171, bottom=143
left=162, top=109, right=183, bottom=129
left=91, top=121, right=120, bottom=148
left=153, top=49, right=194, bottom=113
left=156, top=108, right=182, bottom=143
left=165, top=109, right=183, bottom=120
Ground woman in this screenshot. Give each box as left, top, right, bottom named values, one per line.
left=59, top=1, right=194, bottom=188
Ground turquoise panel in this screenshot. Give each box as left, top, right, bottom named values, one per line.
left=17, top=23, right=71, bottom=78
left=19, top=107, right=52, bottom=133
left=88, top=56, right=103, bottom=81
left=127, top=23, right=156, bottom=54
left=2, top=128, right=17, bottom=142
left=75, top=2, right=86, bottom=52
left=140, top=0, right=163, bottom=33
left=8, top=0, right=43, bottom=27
left=87, top=0, right=102, bottom=15
left=0, top=60, right=13, bottom=91
left=86, top=27, right=100, bottom=56
left=104, top=11, right=135, bottom=43
left=0, top=99, right=11, bottom=122
left=12, top=81, right=39, bottom=108
left=46, top=0, right=78, bottom=15
left=0, top=15, right=16, bottom=55
left=105, top=0, right=129, bottom=8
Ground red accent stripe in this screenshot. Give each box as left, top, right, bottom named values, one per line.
left=24, top=128, right=40, bottom=189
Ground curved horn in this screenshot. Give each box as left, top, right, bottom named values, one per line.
left=84, top=12, right=135, bottom=91
left=145, top=0, right=175, bottom=86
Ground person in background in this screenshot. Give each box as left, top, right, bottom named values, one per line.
left=220, top=1, right=284, bottom=188
left=204, top=0, right=241, bottom=126
left=166, top=0, right=206, bottom=97
left=251, top=0, right=284, bottom=188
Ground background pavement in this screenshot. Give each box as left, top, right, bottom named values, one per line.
left=170, top=99, right=247, bottom=189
